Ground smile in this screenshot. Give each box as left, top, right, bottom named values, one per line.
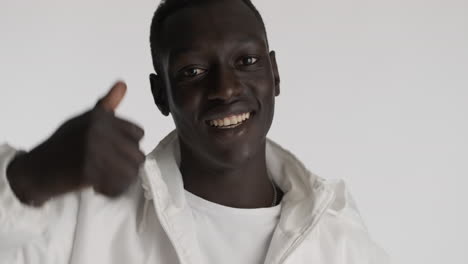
left=207, top=112, right=252, bottom=129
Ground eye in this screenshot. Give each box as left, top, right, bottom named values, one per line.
left=239, top=56, right=259, bottom=66
left=182, top=67, right=206, bottom=78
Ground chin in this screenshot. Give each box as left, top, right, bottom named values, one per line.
left=208, top=136, right=265, bottom=169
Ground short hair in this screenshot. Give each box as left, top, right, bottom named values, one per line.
left=149, top=0, right=267, bottom=75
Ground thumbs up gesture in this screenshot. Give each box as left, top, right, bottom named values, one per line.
left=97, top=81, right=129, bottom=111
left=7, top=81, right=146, bottom=206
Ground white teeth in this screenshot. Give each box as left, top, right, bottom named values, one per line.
left=208, top=112, right=252, bottom=127
left=230, top=116, right=237, bottom=125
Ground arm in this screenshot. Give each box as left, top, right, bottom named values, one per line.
left=0, top=144, right=80, bottom=263
left=0, top=144, right=53, bottom=241
left=0, top=81, right=145, bottom=254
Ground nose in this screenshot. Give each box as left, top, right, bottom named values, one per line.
left=207, top=66, right=244, bottom=102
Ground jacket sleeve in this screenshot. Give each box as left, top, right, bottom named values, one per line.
left=327, top=179, right=391, bottom=264
left=0, top=143, right=79, bottom=263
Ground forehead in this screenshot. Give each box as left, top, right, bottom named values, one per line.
left=159, top=0, right=267, bottom=56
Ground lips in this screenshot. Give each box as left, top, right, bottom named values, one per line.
left=207, top=111, right=252, bottom=128
left=202, top=102, right=256, bottom=128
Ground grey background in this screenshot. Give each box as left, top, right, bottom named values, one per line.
left=1, top=0, right=467, bottom=263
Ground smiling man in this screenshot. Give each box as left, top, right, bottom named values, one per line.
left=0, top=0, right=388, bottom=263
left=150, top=0, right=281, bottom=210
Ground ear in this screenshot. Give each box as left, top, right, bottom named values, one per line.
left=269, top=50, right=280, bottom=96
left=149, top=73, right=170, bottom=116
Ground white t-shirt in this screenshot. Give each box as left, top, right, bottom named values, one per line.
left=185, top=190, right=282, bottom=264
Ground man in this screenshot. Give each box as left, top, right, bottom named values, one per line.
left=0, top=0, right=389, bottom=263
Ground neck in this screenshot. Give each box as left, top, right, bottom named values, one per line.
left=179, top=140, right=275, bottom=208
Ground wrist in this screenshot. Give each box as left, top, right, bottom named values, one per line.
left=6, top=151, right=49, bottom=207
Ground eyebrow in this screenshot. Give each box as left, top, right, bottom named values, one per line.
left=170, top=47, right=206, bottom=60
left=169, top=37, right=266, bottom=63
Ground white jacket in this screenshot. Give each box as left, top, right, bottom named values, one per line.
left=0, top=131, right=389, bottom=264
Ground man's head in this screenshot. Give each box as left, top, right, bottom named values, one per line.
left=149, top=0, right=280, bottom=169
left=150, top=0, right=268, bottom=75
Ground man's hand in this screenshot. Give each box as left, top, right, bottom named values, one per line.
left=6, top=81, right=145, bottom=206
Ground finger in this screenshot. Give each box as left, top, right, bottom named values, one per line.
left=92, top=129, right=145, bottom=171
left=92, top=155, right=139, bottom=198
left=96, top=81, right=127, bottom=112
left=110, top=137, right=146, bottom=167
left=113, top=117, right=145, bottom=142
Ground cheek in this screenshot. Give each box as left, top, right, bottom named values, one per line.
left=247, top=66, right=275, bottom=93
left=254, top=72, right=277, bottom=123
left=248, top=71, right=276, bottom=106
left=169, top=86, right=204, bottom=129
left=171, top=85, right=200, bottom=112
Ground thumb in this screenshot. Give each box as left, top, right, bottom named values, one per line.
left=97, top=81, right=127, bottom=112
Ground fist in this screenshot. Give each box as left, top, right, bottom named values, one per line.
left=83, top=81, right=146, bottom=197
left=8, top=81, right=146, bottom=205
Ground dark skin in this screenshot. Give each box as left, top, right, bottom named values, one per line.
left=7, top=0, right=281, bottom=209
left=150, top=0, right=281, bottom=208
left=6, top=83, right=145, bottom=206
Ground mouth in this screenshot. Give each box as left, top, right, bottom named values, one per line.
left=205, top=111, right=255, bottom=129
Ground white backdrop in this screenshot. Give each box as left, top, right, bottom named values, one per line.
left=1, top=0, right=467, bottom=263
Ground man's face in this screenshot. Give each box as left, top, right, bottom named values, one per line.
left=152, top=0, right=280, bottom=168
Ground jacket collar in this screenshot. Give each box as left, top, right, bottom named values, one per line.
left=140, top=130, right=336, bottom=264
